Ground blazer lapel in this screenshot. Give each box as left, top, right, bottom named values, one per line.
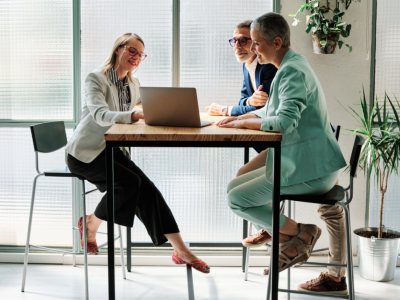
left=107, top=76, right=120, bottom=111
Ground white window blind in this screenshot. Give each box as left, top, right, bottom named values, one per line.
left=374, top=0, right=400, bottom=114
left=0, top=0, right=73, bottom=121
left=370, top=0, right=400, bottom=231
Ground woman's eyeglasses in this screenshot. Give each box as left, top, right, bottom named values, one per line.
left=229, top=37, right=252, bottom=47
left=124, top=46, right=147, bottom=61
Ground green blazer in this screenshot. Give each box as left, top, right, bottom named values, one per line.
left=252, top=49, right=346, bottom=186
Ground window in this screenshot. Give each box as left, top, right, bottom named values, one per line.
left=0, top=0, right=273, bottom=247
left=369, top=0, right=400, bottom=229
left=0, top=0, right=73, bottom=121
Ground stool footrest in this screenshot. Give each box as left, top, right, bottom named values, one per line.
left=311, top=247, right=329, bottom=253
left=128, top=241, right=243, bottom=248
left=97, top=235, right=121, bottom=249
left=277, top=288, right=349, bottom=299
left=301, top=262, right=347, bottom=268
left=72, top=227, right=119, bottom=239
left=29, top=245, right=83, bottom=255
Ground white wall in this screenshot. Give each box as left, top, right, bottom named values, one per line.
left=280, top=0, right=372, bottom=254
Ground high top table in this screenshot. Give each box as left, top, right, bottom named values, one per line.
left=104, top=113, right=282, bottom=300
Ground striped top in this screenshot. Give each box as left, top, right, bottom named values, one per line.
left=109, top=68, right=131, bottom=112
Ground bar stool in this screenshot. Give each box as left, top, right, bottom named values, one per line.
left=244, top=124, right=341, bottom=281
left=266, top=135, right=364, bottom=300
left=21, top=121, right=126, bottom=300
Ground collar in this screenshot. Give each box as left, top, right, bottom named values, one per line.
left=279, top=48, right=297, bottom=69
left=109, top=68, right=129, bottom=87
left=245, top=57, right=258, bottom=71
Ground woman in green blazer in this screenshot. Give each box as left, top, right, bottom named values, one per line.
left=217, top=13, right=346, bottom=272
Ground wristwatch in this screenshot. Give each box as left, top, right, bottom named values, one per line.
left=221, top=106, right=228, bottom=116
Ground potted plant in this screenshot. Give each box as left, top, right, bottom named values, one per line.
left=349, top=89, right=400, bottom=281
left=289, top=0, right=361, bottom=54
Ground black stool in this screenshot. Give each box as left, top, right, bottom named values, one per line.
left=267, top=135, right=364, bottom=300
left=244, top=124, right=342, bottom=281
left=21, top=121, right=126, bottom=300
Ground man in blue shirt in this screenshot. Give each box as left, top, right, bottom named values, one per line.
left=206, top=20, right=277, bottom=118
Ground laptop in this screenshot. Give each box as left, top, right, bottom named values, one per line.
left=139, top=87, right=213, bottom=128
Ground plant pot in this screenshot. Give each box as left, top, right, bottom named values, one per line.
left=311, top=29, right=338, bottom=54
left=354, top=227, right=400, bottom=282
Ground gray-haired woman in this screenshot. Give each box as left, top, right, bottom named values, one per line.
left=217, top=13, right=347, bottom=294
left=66, top=33, right=210, bottom=274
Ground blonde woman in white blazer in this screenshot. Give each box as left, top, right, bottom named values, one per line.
left=66, top=33, right=210, bottom=274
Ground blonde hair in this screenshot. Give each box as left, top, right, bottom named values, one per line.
left=97, top=33, right=145, bottom=83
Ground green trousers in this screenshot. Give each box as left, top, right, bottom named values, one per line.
left=227, top=167, right=339, bottom=232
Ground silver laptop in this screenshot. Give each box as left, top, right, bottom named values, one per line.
left=140, top=87, right=213, bottom=128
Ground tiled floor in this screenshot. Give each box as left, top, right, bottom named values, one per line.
left=1, top=263, right=399, bottom=300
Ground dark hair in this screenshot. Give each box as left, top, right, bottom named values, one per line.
left=252, top=13, right=291, bottom=48
left=235, top=20, right=253, bottom=30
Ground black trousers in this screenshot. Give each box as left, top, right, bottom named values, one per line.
left=67, top=148, right=179, bottom=246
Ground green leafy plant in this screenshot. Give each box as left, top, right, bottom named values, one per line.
left=289, top=0, right=361, bottom=52
left=348, top=89, right=400, bottom=238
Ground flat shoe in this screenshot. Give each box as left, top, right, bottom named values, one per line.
left=78, top=216, right=99, bottom=255
left=172, top=252, right=210, bottom=274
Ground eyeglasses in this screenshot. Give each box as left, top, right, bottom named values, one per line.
left=229, top=37, right=252, bottom=47
left=124, top=46, right=147, bottom=61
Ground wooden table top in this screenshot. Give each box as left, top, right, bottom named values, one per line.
left=105, top=113, right=282, bottom=142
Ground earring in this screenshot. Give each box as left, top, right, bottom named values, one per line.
left=276, top=48, right=278, bottom=50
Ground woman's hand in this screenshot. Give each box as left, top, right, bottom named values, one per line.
left=216, top=116, right=238, bottom=126
left=131, top=110, right=144, bottom=121
left=217, top=118, right=262, bottom=130
left=216, top=113, right=259, bottom=126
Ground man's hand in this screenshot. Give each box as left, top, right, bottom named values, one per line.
left=248, top=85, right=269, bottom=107
left=131, top=110, right=144, bottom=121
left=205, top=103, right=227, bottom=116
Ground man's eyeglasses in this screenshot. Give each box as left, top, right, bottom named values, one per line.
left=229, top=37, right=252, bottom=47
left=124, top=46, right=147, bottom=61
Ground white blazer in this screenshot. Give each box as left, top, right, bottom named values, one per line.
left=66, top=70, right=141, bottom=163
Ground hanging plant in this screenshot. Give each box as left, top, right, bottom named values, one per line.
left=289, top=0, right=361, bottom=54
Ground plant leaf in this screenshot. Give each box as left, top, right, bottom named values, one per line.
left=338, top=40, right=344, bottom=49
left=288, top=14, right=297, bottom=17
left=336, top=11, right=345, bottom=18
left=346, top=24, right=352, bottom=36
left=341, top=30, right=349, bottom=38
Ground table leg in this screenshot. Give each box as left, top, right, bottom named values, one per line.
left=127, top=227, right=131, bottom=272
left=268, top=146, right=281, bottom=300
left=242, top=147, right=250, bottom=272
left=127, top=146, right=132, bottom=273
left=106, top=145, right=115, bottom=300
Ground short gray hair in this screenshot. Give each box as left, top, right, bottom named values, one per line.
left=235, top=20, right=252, bottom=30
left=252, top=13, right=290, bottom=48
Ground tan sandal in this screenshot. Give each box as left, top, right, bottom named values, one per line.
left=278, top=236, right=309, bottom=272
left=277, top=223, right=322, bottom=272
left=295, top=223, right=322, bottom=265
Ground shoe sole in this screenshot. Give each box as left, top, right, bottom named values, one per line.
left=297, top=286, right=348, bottom=295
left=242, top=239, right=272, bottom=248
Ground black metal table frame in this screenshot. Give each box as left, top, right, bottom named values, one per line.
left=106, top=140, right=281, bottom=300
